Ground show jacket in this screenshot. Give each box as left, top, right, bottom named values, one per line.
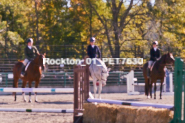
left=25, top=46, right=39, bottom=61
left=87, top=45, right=101, bottom=58
left=150, top=48, right=160, bottom=61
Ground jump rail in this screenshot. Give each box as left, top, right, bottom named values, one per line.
left=0, top=108, right=73, bottom=113
left=87, top=98, right=174, bottom=110
left=0, top=88, right=74, bottom=93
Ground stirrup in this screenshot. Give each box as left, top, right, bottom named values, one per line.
left=20, top=73, right=25, bottom=77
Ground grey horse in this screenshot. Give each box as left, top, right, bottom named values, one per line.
left=89, top=58, right=110, bottom=99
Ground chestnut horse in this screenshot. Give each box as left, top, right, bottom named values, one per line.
left=13, top=54, right=45, bottom=102
left=143, top=53, right=174, bottom=99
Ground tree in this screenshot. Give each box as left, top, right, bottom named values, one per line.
left=86, top=0, right=151, bottom=58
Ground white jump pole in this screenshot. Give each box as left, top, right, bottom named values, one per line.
left=0, top=88, right=74, bottom=93
left=0, top=108, right=73, bottom=113
left=87, top=98, right=174, bottom=110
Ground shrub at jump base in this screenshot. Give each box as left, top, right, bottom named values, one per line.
left=83, top=103, right=97, bottom=123
left=116, top=105, right=137, bottom=123
left=135, top=107, right=173, bottom=123
left=83, top=103, right=117, bottom=123
left=83, top=103, right=173, bottom=123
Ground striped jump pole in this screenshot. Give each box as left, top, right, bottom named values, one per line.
left=0, top=88, right=74, bottom=93
left=0, top=108, right=73, bottom=113
left=87, top=98, right=174, bottom=110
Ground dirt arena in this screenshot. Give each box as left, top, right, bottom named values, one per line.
left=0, top=92, right=174, bottom=123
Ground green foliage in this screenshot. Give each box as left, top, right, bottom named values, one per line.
left=0, top=0, right=185, bottom=58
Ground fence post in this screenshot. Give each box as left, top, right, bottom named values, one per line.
left=73, top=65, right=88, bottom=123
left=172, top=57, right=183, bottom=123
left=84, top=65, right=89, bottom=100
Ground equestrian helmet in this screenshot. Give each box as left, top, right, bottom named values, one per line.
left=90, top=37, right=95, bottom=42
left=27, top=38, right=33, bottom=43
left=153, top=41, right=158, bottom=45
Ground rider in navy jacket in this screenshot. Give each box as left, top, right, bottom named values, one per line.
left=87, top=37, right=101, bottom=59
left=150, top=47, right=160, bottom=61
left=147, top=41, right=160, bottom=78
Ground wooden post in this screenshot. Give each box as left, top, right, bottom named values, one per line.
left=73, top=63, right=89, bottom=123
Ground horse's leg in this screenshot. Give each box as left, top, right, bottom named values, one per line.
left=160, top=79, right=163, bottom=99
left=145, top=78, right=149, bottom=98
left=13, top=77, right=19, bottom=101
left=34, top=80, right=40, bottom=102
left=22, top=81, right=27, bottom=102
left=98, top=81, right=102, bottom=99
left=145, top=79, right=147, bottom=96
left=149, top=79, right=153, bottom=99
left=150, top=84, right=153, bottom=98
left=154, top=82, right=157, bottom=99
left=93, top=78, right=97, bottom=98
left=28, top=81, right=32, bottom=103
left=147, top=78, right=150, bottom=99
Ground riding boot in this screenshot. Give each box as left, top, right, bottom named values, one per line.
left=20, top=64, right=26, bottom=77
left=147, top=68, right=150, bottom=78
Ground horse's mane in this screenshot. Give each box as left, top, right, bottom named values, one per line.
left=32, top=54, right=42, bottom=64
left=156, top=53, right=168, bottom=62
left=154, top=53, right=169, bottom=69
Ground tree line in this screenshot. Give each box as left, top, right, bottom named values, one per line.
left=0, top=0, right=184, bottom=58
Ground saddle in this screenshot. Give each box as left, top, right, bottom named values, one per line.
left=25, top=61, right=31, bottom=71
left=150, top=61, right=156, bottom=71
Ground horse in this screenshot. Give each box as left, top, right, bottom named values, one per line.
left=13, top=53, right=45, bottom=102
left=89, top=58, right=111, bottom=99
left=143, top=53, right=175, bottom=99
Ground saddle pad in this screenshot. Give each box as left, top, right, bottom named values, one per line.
left=150, top=61, right=156, bottom=71
left=25, top=62, right=31, bottom=71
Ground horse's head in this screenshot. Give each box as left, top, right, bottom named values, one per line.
left=34, top=53, right=46, bottom=70
left=101, top=67, right=111, bottom=83
left=163, top=53, right=175, bottom=65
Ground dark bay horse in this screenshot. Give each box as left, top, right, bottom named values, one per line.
left=143, top=53, right=175, bottom=99
left=13, top=53, right=45, bottom=102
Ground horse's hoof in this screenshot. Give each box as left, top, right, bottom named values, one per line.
left=147, top=96, right=150, bottom=99
left=35, top=100, right=38, bottom=103
left=24, top=100, right=27, bottom=102
left=29, top=100, right=32, bottom=103
left=154, top=97, right=156, bottom=99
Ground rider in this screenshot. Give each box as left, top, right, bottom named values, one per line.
left=147, top=41, right=160, bottom=78
left=20, top=38, right=39, bottom=77
left=87, top=37, right=101, bottom=59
